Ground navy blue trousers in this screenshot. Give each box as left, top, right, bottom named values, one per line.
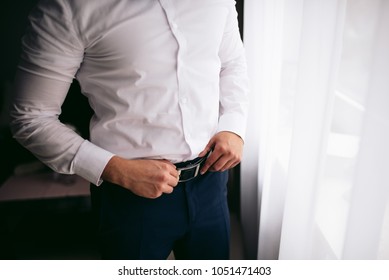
left=90, top=171, right=230, bottom=260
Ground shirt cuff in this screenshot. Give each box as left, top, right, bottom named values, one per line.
left=217, top=113, right=248, bottom=142
left=73, top=140, right=115, bottom=186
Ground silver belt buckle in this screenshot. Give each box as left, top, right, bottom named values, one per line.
left=176, top=151, right=211, bottom=182
left=177, top=163, right=201, bottom=183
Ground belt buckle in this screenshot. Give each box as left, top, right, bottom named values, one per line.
left=176, top=151, right=211, bottom=182
left=177, top=163, right=201, bottom=183
left=176, top=154, right=208, bottom=182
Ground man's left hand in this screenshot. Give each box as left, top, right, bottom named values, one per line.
left=198, top=131, right=244, bottom=175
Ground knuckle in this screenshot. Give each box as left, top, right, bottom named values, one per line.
left=164, top=162, right=172, bottom=170
left=218, top=145, right=228, bottom=153
left=233, top=153, right=241, bottom=162
left=156, top=184, right=165, bottom=194
left=162, top=173, right=170, bottom=182
left=161, top=163, right=170, bottom=171
left=157, top=173, right=169, bottom=183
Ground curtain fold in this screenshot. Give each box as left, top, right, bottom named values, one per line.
left=278, top=0, right=347, bottom=259
left=242, top=0, right=389, bottom=260
left=341, top=0, right=389, bottom=259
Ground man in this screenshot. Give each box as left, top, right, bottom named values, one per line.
left=10, top=0, right=249, bottom=259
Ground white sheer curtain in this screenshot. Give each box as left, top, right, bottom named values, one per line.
left=241, top=0, right=389, bottom=259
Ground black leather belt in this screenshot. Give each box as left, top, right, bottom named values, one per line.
left=175, top=152, right=210, bottom=182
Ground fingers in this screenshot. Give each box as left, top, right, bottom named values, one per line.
left=158, top=160, right=179, bottom=188
left=161, top=160, right=180, bottom=186
left=200, top=151, right=221, bottom=174
left=198, top=139, right=215, bottom=157
left=200, top=149, right=241, bottom=174
left=150, top=168, right=177, bottom=198
left=200, top=131, right=243, bottom=174
left=118, top=159, right=180, bottom=199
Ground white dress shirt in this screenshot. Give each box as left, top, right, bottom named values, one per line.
left=10, top=0, right=249, bottom=185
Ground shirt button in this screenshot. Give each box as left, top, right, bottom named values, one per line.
left=181, top=97, right=188, bottom=104
left=171, top=22, right=178, bottom=30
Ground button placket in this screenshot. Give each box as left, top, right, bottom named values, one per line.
left=158, top=0, right=194, bottom=154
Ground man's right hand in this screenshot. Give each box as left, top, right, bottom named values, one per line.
left=101, top=156, right=179, bottom=199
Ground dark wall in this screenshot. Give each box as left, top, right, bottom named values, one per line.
left=0, top=0, right=92, bottom=184
left=0, top=1, right=37, bottom=183
left=236, top=0, right=244, bottom=39
left=0, top=1, right=37, bottom=82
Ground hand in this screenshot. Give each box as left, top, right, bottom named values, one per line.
left=101, top=156, right=179, bottom=199
left=198, top=131, right=244, bottom=174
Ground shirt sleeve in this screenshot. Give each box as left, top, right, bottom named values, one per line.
left=217, top=1, right=250, bottom=141
left=9, top=0, right=114, bottom=185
